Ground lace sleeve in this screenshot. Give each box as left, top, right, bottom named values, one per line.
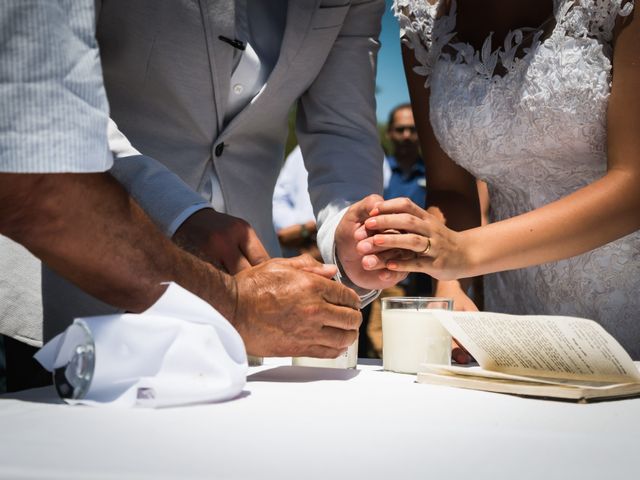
left=560, top=0, right=634, bottom=44
left=392, top=0, right=456, bottom=87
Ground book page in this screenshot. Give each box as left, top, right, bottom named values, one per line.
left=421, top=364, right=638, bottom=389
left=417, top=368, right=640, bottom=401
left=435, top=311, right=640, bottom=383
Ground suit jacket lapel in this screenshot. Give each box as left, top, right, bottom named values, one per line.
left=219, top=0, right=319, bottom=137
left=199, top=0, right=235, bottom=134
left=266, top=0, right=318, bottom=88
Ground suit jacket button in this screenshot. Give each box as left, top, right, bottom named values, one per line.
left=215, top=143, right=224, bottom=157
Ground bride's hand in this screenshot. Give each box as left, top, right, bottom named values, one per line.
left=356, top=197, right=472, bottom=280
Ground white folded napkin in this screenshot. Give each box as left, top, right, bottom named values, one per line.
left=35, top=282, right=247, bottom=407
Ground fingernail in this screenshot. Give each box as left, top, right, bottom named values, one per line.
left=365, top=256, right=377, bottom=268
left=360, top=242, right=372, bottom=252
left=387, top=262, right=397, bottom=269
left=373, top=235, right=384, bottom=245
left=365, top=218, right=377, bottom=228
left=369, top=207, right=379, bottom=216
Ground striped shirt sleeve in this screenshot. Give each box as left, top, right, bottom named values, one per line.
left=0, top=0, right=112, bottom=173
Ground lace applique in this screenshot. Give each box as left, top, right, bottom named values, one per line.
left=393, top=0, right=456, bottom=86
left=560, top=0, right=634, bottom=44
left=394, top=0, right=635, bottom=84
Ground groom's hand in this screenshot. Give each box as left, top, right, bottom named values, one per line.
left=335, top=195, right=408, bottom=290
left=233, top=254, right=362, bottom=357
left=173, top=208, right=270, bottom=274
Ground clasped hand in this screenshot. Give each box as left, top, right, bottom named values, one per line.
left=174, top=208, right=361, bottom=358
left=234, top=255, right=361, bottom=357
left=352, top=198, right=477, bottom=363
left=334, top=194, right=410, bottom=290
left=354, top=197, right=472, bottom=281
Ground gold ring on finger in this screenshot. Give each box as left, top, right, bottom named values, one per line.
left=420, top=237, right=432, bottom=255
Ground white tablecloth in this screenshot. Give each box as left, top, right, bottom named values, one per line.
left=1, top=359, right=638, bottom=480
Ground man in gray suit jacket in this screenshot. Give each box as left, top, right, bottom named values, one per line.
left=43, top=0, right=405, bottom=357
left=2, top=0, right=363, bottom=390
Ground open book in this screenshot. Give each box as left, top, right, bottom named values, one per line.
left=417, top=311, right=640, bottom=402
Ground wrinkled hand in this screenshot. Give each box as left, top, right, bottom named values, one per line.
left=232, top=254, right=362, bottom=357
left=335, top=195, right=408, bottom=290
left=356, top=197, right=471, bottom=281
left=173, top=208, right=270, bottom=274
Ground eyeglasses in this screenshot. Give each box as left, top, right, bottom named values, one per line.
left=391, top=125, right=417, bottom=135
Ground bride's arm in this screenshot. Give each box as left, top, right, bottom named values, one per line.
left=364, top=15, right=640, bottom=281
left=457, top=12, right=640, bottom=277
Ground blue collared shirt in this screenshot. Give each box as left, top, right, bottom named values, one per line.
left=383, top=156, right=427, bottom=207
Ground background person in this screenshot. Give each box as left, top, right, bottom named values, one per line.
left=272, top=146, right=322, bottom=261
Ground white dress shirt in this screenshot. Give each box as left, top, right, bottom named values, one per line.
left=204, top=0, right=288, bottom=214
left=272, top=146, right=316, bottom=231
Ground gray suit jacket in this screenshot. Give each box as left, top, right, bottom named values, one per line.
left=43, top=0, right=385, bottom=340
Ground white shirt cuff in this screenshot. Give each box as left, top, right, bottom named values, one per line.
left=331, top=244, right=380, bottom=308
left=317, top=204, right=380, bottom=308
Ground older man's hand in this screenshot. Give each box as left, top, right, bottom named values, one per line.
left=173, top=208, right=270, bottom=273
left=334, top=195, right=408, bottom=291
left=232, top=254, right=362, bottom=357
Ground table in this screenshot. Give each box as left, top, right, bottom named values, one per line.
left=1, top=359, right=638, bottom=479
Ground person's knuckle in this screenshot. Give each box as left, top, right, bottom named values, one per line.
left=290, top=343, right=309, bottom=357
left=302, top=302, right=322, bottom=320
left=329, top=330, right=347, bottom=349
left=299, top=278, right=322, bottom=292
left=305, top=346, right=321, bottom=358
left=350, top=310, right=363, bottom=330
left=336, top=304, right=360, bottom=329
left=343, top=329, right=358, bottom=347
left=313, top=347, right=335, bottom=359
left=342, top=288, right=360, bottom=310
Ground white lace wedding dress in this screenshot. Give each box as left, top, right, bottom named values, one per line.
left=394, top=0, right=640, bottom=357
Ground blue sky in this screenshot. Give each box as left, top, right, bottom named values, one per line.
left=375, top=0, right=409, bottom=123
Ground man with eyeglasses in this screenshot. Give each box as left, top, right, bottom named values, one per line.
left=383, top=103, right=426, bottom=208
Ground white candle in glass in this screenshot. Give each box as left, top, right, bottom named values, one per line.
left=292, top=340, right=358, bottom=369
left=382, top=299, right=452, bottom=374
